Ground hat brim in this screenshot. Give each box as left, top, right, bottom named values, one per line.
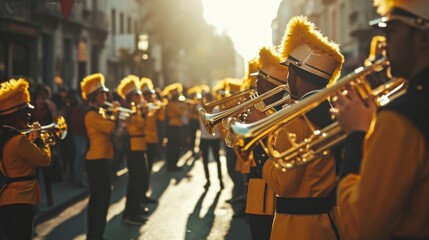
left=250, top=71, right=259, bottom=77
left=0, top=103, right=34, bottom=116
left=370, top=9, right=429, bottom=30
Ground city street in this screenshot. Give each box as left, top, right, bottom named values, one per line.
left=33, top=152, right=251, bottom=240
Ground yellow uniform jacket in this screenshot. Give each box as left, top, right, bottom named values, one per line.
left=245, top=107, right=278, bottom=216
left=157, top=99, right=167, bottom=122
left=166, top=101, right=185, bottom=126
left=0, top=128, right=51, bottom=206
left=85, top=108, right=116, bottom=160
left=127, top=112, right=147, bottom=151
left=145, top=110, right=158, bottom=144
left=337, top=70, right=429, bottom=240
left=245, top=156, right=276, bottom=216
left=262, top=114, right=339, bottom=240
left=188, top=103, right=199, bottom=120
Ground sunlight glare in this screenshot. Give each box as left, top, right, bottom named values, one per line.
left=202, top=0, right=282, bottom=62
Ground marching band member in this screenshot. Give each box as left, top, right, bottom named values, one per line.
left=214, top=79, right=247, bottom=208
left=164, top=83, right=186, bottom=171
left=237, top=57, right=260, bottom=180
left=245, top=46, right=289, bottom=240
left=198, top=91, right=224, bottom=189
left=140, top=77, right=159, bottom=204
left=117, top=75, right=149, bottom=225
left=81, top=73, right=116, bottom=240
left=257, top=16, right=344, bottom=239
left=333, top=0, right=429, bottom=239
left=186, top=86, right=201, bottom=159
left=0, top=79, right=51, bottom=239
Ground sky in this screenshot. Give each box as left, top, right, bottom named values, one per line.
left=201, top=0, right=282, bottom=62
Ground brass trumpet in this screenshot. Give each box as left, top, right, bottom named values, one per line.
left=229, top=58, right=407, bottom=169
left=200, top=84, right=290, bottom=136
left=21, top=116, right=68, bottom=146
left=101, top=101, right=136, bottom=120
left=202, top=89, right=255, bottom=113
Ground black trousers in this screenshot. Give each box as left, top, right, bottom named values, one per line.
left=146, top=143, right=156, bottom=193
left=0, top=203, right=34, bottom=240
left=225, top=147, right=245, bottom=198
left=124, top=150, right=148, bottom=217
left=166, top=125, right=182, bottom=169
left=189, top=119, right=200, bottom=153
left=86, top=159, right=111, bottom=240
left=146, top=143, right=156, bottom=173
left=248, top=214, right=274, bottom=240
left=200, top=138, right=222, bottom=181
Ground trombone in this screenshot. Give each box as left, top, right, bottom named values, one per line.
left=229, top=58, right=407, bottom=169
left=21, top=116, right=68, bottom=146
left=200, top=84, right=290, bottom=136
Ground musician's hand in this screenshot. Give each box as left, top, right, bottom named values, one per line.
left=28, top=121, right=41, bottom=141
left=111, top=101, right=122, bottom=120
left=111, top=101, right=121, bottom=108
left=330, top=87, right=377, bottom=134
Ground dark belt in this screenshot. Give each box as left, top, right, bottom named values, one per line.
left=392, top=237, right=429, bottom=240
left=276, top=196, right=334, bottom=214
left=249, top=167, right=262, bottom=179
left=130, top=134, right=145, bottom=138
left=5, top=175, right=36, bottom=184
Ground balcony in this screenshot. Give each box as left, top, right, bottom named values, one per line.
left=33, top=1, right=62, bottom=19
left=90, top=11, right=108, bottom=44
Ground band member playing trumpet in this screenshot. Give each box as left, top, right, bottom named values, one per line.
left=81, top=73, right=116, bottom=240
left=117, top=75, right=149, bottom=225
left=0, top=79, right=51, bottom=239
left=256, top=16, right=344, bottom=239
left=140, top=77, right=159, bottom=204
left=164, top=83, right=186, bottom=171
left=333, top=0, right=429, bottom=239
left=198, top=92, right=224, bottom=190
left=245, top=46, right=289, bottom=240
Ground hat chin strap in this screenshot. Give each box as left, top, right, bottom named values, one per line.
left=391, top=14, right=429, bottom=30
left=0, top=103, right=32, bottom=116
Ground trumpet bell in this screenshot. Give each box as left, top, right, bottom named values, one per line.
left=55, top=116, right=68, bottom=140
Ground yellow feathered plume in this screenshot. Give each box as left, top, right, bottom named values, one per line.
left=0, top=78, right=30, bottom=104
left=140, top=77, right=154, bottom=92
left=241, top=57, right=261, bottom=90
left=373, top=0, right=396, bottom=15
left=117, top=76, right=140, bottom=100
left=280, top=16, right=344, bottom=84
left=80, top=73, right=106, bottom=100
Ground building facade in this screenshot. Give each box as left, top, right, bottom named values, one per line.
left=0, top=0, right=110, bottom=91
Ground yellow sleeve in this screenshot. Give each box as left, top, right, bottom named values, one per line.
left=167, top=102, right=185, bottom=116
left=86, top=111, right=116, bottom=135
left=261, top=119, right=307, bottom=196
left=15, top=135, right=51, bottom=167
left=337, top=111, right=426, bottom=240
left=262, top=159, right=305, bottom=196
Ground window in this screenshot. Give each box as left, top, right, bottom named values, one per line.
left=111, top=9, right=116, bottom=34
left=127, top=16, right=131, bottom=33
left=120, top=12, right=124, bottom=34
